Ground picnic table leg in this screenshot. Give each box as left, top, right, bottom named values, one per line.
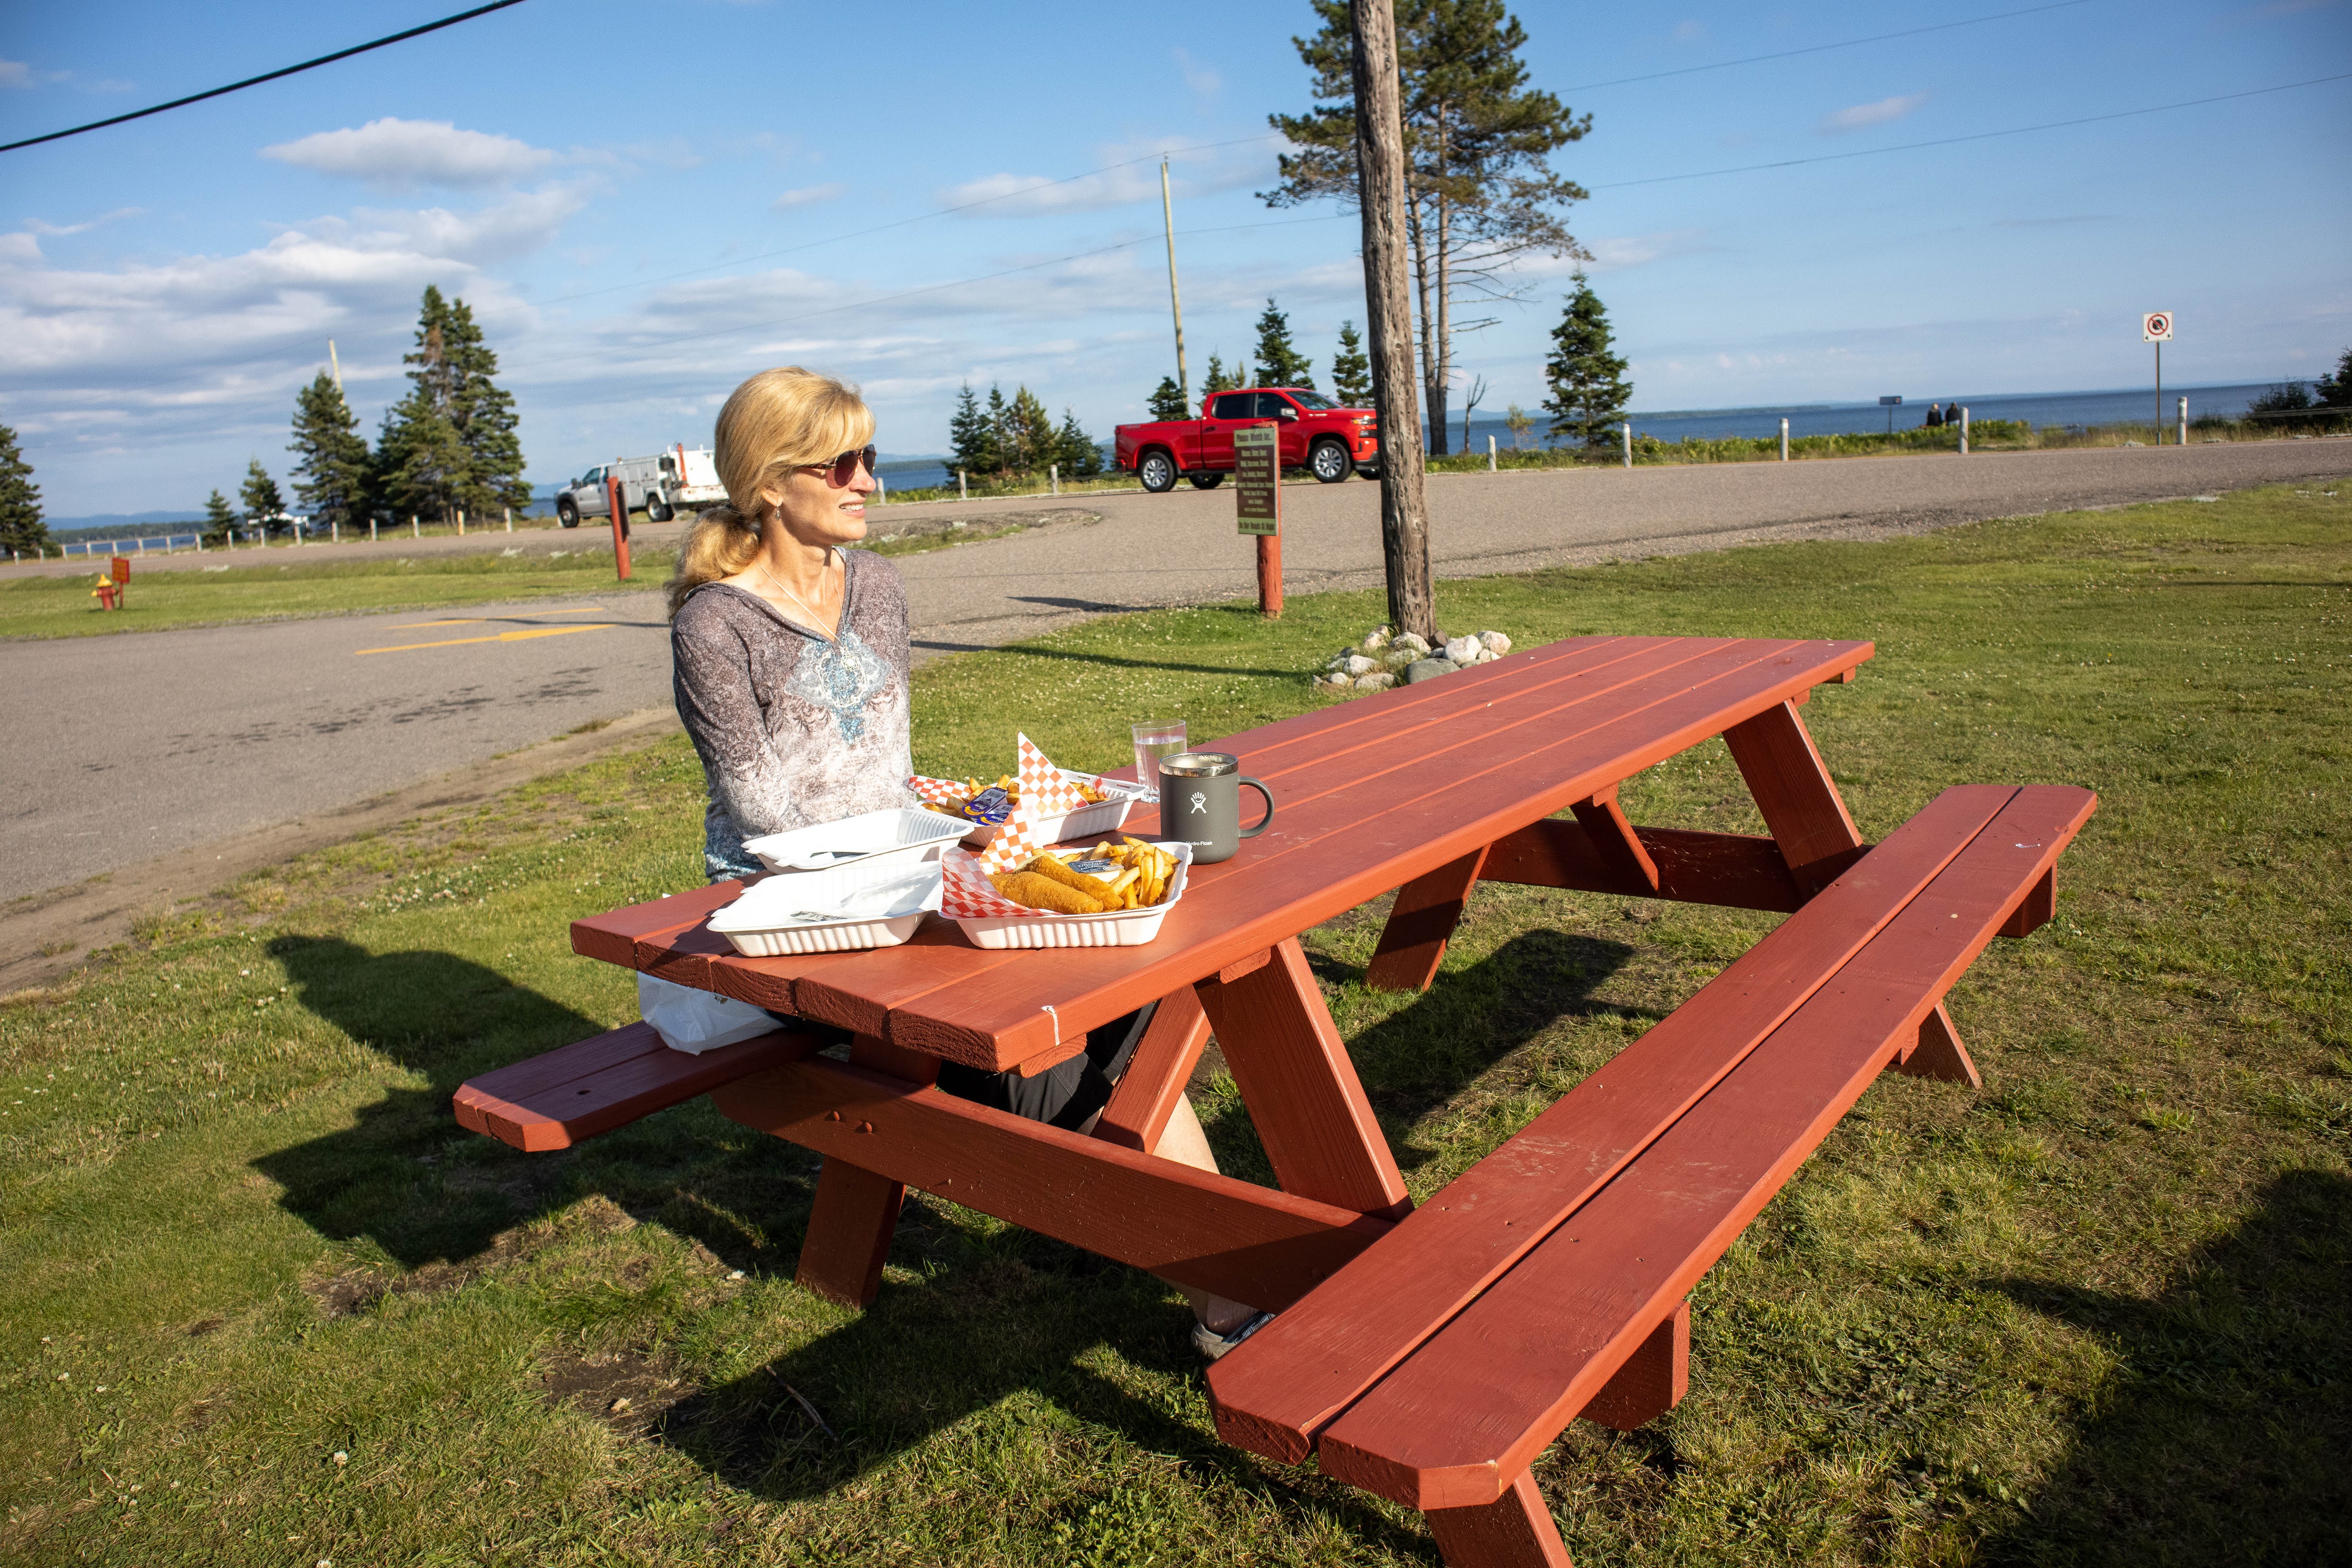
left=1424, top=1471, right=1574, bottom=1568
left=1198, top=938, right=1412, bottom=1221
left=792, top=1034, right=939, bottom=1307
left=1092, top=989, right=1212, bottom=1152
left=1723, top=699, right=1867, bottom=896
left=1364, top=846, right=1489, bottom=993
left=1580, top=1300, right=1689, bottom=1432
left=1892, top=1003, right=1982, bottom=1088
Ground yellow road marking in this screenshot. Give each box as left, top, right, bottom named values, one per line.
left=388, top=605, right=607, bottom=629
left=356, top=623, right=616, bottom=656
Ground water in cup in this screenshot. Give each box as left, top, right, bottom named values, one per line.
left=1131, top=720, right=1187, bottom=800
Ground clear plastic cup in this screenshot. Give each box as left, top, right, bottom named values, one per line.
left=1131, top=720, right=1188, bottom=800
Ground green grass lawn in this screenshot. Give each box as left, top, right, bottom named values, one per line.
left=0, top=546, right=671, bottom=641
left=2, top=482, right=2346, bottom=1565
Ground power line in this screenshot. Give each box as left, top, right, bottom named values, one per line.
left=1565, top=1, right=2097, bottom=92
left=1595, top=72, right=2352, bottom=188
left=0, top=0, right=530, bottom=154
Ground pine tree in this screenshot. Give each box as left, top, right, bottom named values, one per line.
left=1056, top=409, right=1102, bottom=477
left=1005, top=387, right=1056, bottom=476
left=947, top=382, right=999, bottom=479
left=239, top=460, right=287, bottom=534
left=2316, top=346, right=2352, bottom=409
left=288, top=373, right=372, bottom=532
left=203, top=489, right=237, bottom=547
left=1541, top=272, right=1631, bottom=449
left=983, top=386, right=1014, bottom=480
left=436, top=292, right=530, bottom=515
left=1250, top=298, right=1315, bottom=389
left=0, top=423, right=47, bottom=556
left=1147, top=376, right=1191, bottom=421
left=1329, top=322, right=1372, bottom=406
left=1202, top=353, right=1245, bottom=395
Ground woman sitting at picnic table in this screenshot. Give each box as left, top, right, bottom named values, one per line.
left=667, top=366, right=1267, bottom=1356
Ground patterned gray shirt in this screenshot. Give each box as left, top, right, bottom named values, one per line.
left=671, top=551, right=916, bottom=881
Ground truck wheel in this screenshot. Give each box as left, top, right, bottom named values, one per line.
left=1309, top=438, right=1353, bottom=483
left=1188, top=472, right=1225, bottom=490
left=645, top=495, right=672, bottom=522
left=1138, top=450, right=1177, bottom=493
left=556, top=499, right=580, bottom=528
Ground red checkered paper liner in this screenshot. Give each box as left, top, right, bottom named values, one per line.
left=974, top=803, right=1045, bottom=874
left=1016, top=733, right=1091, bottom=815
left=905, top=774, right=966, bottom=807
left=940, top=846, right=1049, bottom=918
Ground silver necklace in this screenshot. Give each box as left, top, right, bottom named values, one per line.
left=756, top=548, right=841, bottom=639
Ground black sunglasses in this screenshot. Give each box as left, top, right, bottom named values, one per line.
left=807, top=445, right=878, bottom=486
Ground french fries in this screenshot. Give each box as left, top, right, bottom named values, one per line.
left=931, top=771, right=1110, bottom=821
left=993, top=838, right=1181, bottom=914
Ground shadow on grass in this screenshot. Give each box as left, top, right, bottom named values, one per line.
left=652, top=1222, right=1434, bottom=1556
left=1985, top=1167, right=2352, bottom=1565
left=254, top=935, right=811, bottom=1274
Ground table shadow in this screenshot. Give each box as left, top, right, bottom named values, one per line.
left=650, top=1219, right=1433, bottom=1555
left=1978, top=1167, right=2351, bottom=1564
left=251, top=935, right=803, bottom=1274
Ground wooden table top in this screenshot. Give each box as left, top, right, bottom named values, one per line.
left=575, top=635, right=1872, bottom=1072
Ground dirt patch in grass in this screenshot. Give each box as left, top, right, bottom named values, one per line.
left=544, top=1346, right=692, bottom=1439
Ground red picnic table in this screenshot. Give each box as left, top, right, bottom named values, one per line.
left=456, top=634, right=2094, bottom=1567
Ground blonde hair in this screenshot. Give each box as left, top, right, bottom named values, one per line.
left=666, top=366, right=875, bottom=618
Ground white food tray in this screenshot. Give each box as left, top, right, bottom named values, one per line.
left=958, top=771, right=1148, bottom=848
left=742, top=807, right=967, bottom=890
left=707, top=861, right=941, bottom=956
left=952, top=842, right=1190, bottom=949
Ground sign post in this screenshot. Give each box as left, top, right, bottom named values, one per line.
left=1234, top=423, right=1282, bottom=618
left=2143, top=312, right=2173, bottom=442
left=1879, top=394, right=1903, bottom=434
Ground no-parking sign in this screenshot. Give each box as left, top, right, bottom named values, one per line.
left=2142, top=312, right=2173, bottom=342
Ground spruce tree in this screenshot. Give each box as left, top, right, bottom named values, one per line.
left=203, top=489, right=237, bottom=547
left=1056, top=410, right=1102, bottom=477
left=983, top=386, right=1014, bottom=480
left=2316, top=346, right=2352, bottom=409
left=946, top=383, right=999, bottom=479
left=0, top=423, right=48, bottom=555
left=288, top=373, right=372, bottom=532
left=1329, top=322, right=1372, bottom=405
left=378, top=285, right=528, bottom=523
left=1147, top=376, right=1191, bottom=421
left=1201, top=353, right=1245, bottom=395
left=1250, top=298, right=1315, bottom=389
left=1542, top=272, right=1631, bottom=449
left=239, top=460, right=287, bottom=534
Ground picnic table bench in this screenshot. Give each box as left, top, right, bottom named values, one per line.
left=452, top=635, right=2094, bottom=1565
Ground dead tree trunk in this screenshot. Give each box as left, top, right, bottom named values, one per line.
left=1351, top=0, right=1435, bottom=644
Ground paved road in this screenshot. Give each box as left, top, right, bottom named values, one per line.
left=8, top=440, right=2345, bottom=906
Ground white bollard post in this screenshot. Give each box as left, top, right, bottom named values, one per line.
left=1960, top=408, right=1970, bottom=456
left=137, top=535, right=145, bottom=555
left=504, top=506, right=512, bottom=533
left=456, top=509, right=465, bottom=537
left=877, top=475, right=887, bottom=504
left=1488, top=435, right=1497, bottom=471
left=332, top=517, right=339, bottom=544
left=2178, top=395, right=2187, bottom=446
left=1781, top=417, right=1790, bottom=462
left=958, top=469, right=968, bottom=501
left=1622, top=422, right=1633, bottom=469
left=370, top=516, right=378, bottom=542
left=1049, top=464, right=1059, bottom=496
left=412, top=515, right=419, bottom=539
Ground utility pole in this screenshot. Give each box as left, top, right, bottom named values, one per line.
left=1161, top=158, right=1190, bottom=409
left=1349, top=0, right=1433, bottom=644
left=328, top=339, right=343, bottom=394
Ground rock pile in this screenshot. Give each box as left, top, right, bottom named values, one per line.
left=1314, top=625, right=1513, bottom=693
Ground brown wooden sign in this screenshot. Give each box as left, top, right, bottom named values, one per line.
left=1235, top=424, right=1280, bottom=536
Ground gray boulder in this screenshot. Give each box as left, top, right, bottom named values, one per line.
left=1343, top=653, right=1379, bottom=677
left=1479, top=630, right=1513, bottom=656
left=1353, top=671, right=1397, bottom=693
left=1404, top=657, right=1456, bottom=685
left=1381, top=646, right=1420, bottom=671
left=1392, top=632, right=1432, bottom=656
left=1443, top=634, right=1484, bottom=665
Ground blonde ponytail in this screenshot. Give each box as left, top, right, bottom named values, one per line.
left=665, top=366, right=874, bottom=619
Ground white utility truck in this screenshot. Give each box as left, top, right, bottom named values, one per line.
left=553, top=445, right=726, bottom=527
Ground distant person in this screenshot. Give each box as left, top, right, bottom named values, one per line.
left=1926, top=403, right=1944, bottom=427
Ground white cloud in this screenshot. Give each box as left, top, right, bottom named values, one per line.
left=24, top=208, right=142, bottom=238
left=937, top=137, right=1274, bottom=218
left=303, top=183, right=595, bottom=267
left=0, top=58, right=31, bottom=88
left=1819, top=93, right=1929, bottom=135
left=0, top=233, right=39, bottom=262
left=1582, top=229, right=1717, bottom=272
left=772, top=183, right=847, bottom=211
left=1174, top=48, right=1221, bottom=96
left=1674, top=20, right=1707, bottom=41
left=261, top=118, right=555, bottom=192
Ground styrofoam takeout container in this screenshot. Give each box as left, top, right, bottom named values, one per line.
left=707, top=860, right=942, bottom=956
left=742, top=806, right=968, bottom=888
left=951, top=841, right=1191, bottom=949
left=956, top=770, right=1148, bottom=848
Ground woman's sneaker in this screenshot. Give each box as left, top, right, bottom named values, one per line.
left=1191, top=1310, right=1275, bottom=1361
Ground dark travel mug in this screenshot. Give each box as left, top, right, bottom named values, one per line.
left=1158, top=751, right=1274, bottom=864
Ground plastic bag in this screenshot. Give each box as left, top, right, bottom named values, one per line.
left=637, top=973, right=777, bottom=1055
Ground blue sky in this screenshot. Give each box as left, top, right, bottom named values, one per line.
left=2, top=0, right=2346, bottom=515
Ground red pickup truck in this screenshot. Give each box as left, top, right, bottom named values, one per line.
left=1114, top=387, right=1379, bottom=493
